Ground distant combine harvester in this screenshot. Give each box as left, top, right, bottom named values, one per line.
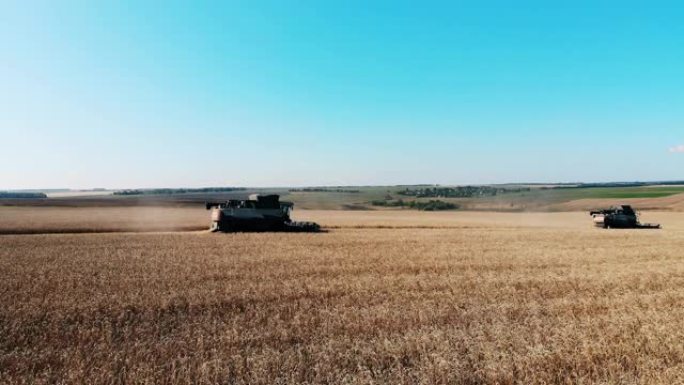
left=206, top=194, right=320, bottom=232
left=590, top=205, right=660, bottom=229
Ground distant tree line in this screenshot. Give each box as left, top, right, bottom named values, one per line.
left=114, top=187, right=246, bottom=196
left=289, top=188, right=360, bottom=193
left=0, top=192, right=47, bottom=199
left=397, top=186, right=529, bottom=198
left=371, top=199, right=459, bottom=211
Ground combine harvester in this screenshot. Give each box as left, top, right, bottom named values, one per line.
left=590, top=205, right=660, bottom=229
left=206, top=194, right=320, bottom=232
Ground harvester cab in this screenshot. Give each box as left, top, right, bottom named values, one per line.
left=589, top=205, right=660, bottom=229
left=206, top=194, right=320, bottom=232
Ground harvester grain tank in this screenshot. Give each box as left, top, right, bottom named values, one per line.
left=205, top=194, right=320, bottom=232
left=589, top=205, right=660, bottom=229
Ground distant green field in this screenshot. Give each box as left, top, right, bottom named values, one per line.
left=534, top=186, right=684, bottom=200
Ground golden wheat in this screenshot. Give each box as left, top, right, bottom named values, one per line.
left=1, top=210, right=683, bottom=384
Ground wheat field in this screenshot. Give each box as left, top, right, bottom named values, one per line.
left=1, top=209, right=684, bottom=384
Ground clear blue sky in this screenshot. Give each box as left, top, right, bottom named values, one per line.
left=1, top=1, right=682, bottom=189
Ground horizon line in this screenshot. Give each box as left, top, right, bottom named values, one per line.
left=4, top=179, right=684, bottom=192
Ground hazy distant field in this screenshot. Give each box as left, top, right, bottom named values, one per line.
left=0, top=206, right=207, bottom=234
left=2, top=208, right=684, bottom=384
left=5, top=185, right=684, bottom=212
left=285, top=186, right=684, bottom=211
